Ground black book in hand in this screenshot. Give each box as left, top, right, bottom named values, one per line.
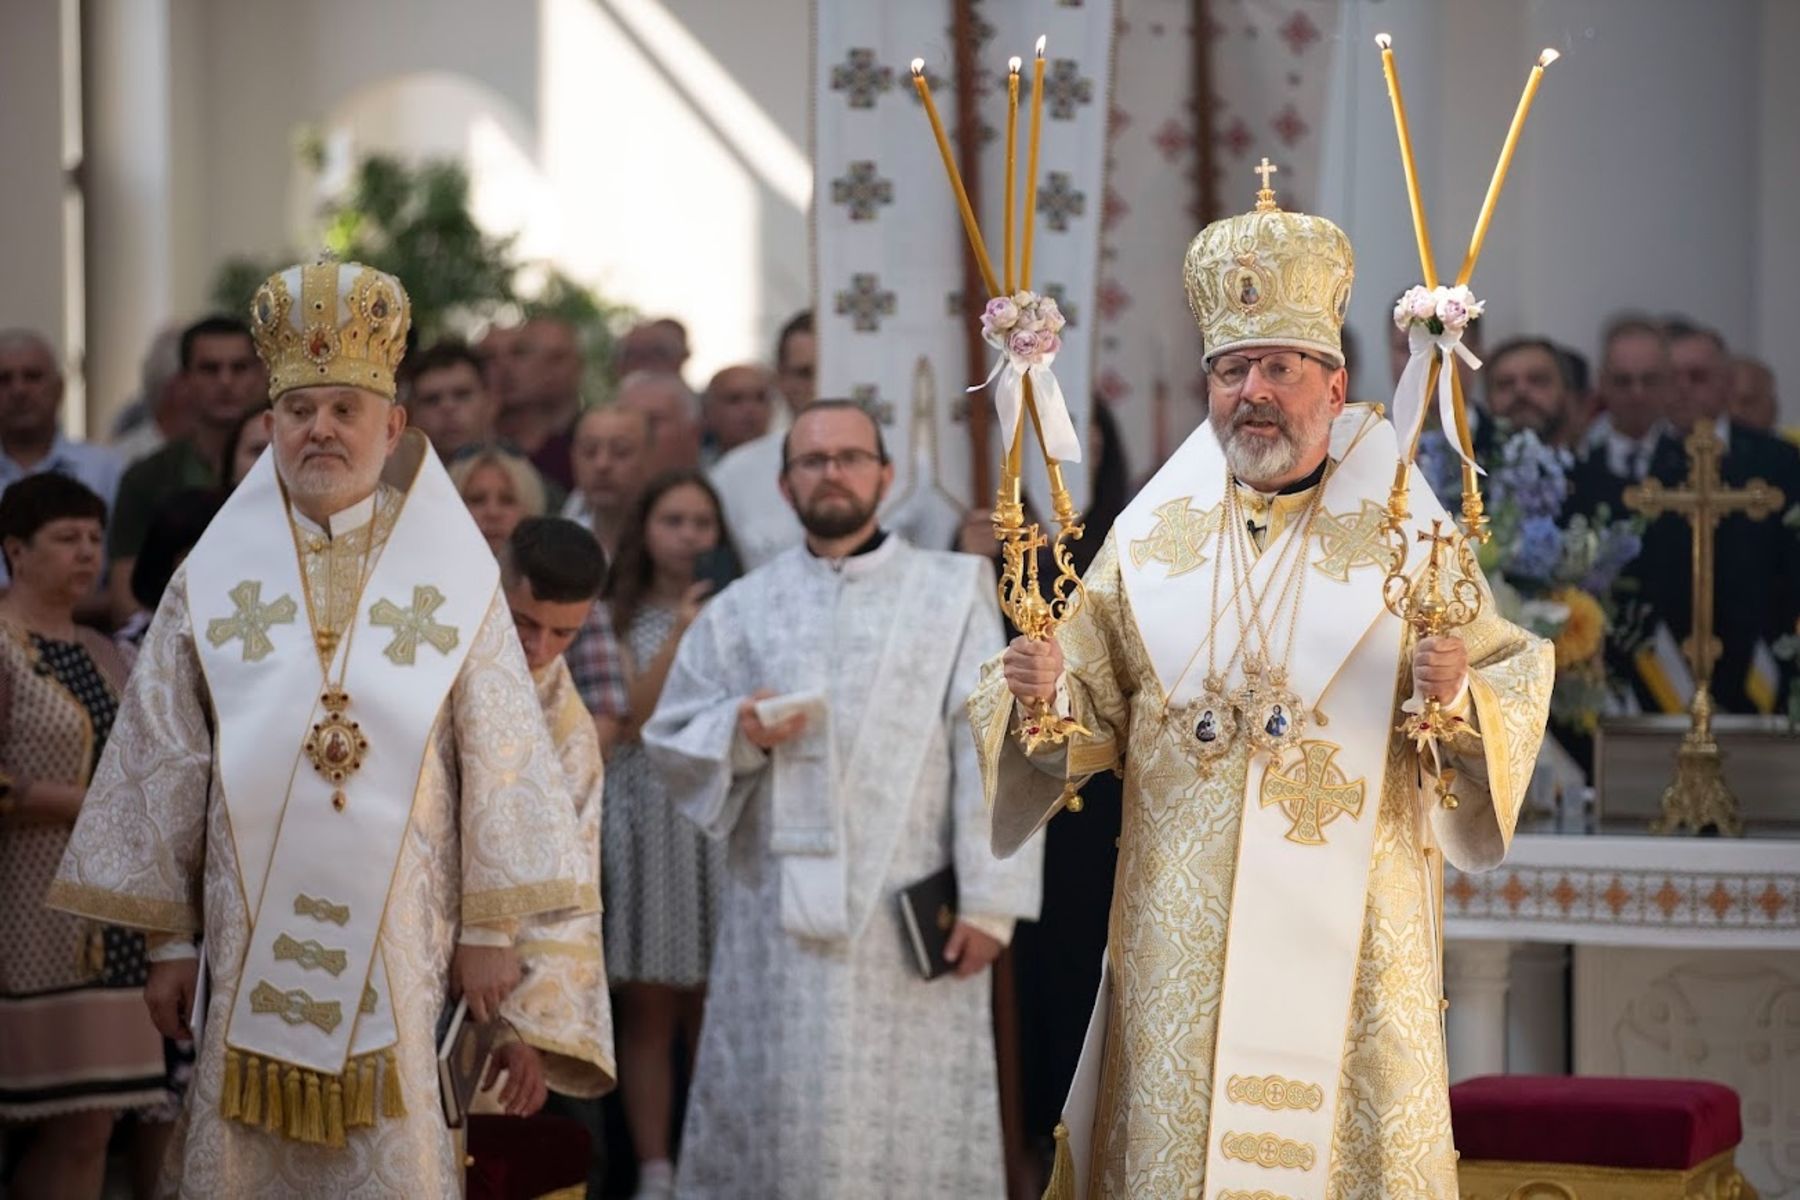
left=898, top=864, right=959, bottom=981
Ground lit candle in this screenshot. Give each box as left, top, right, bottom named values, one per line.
left=1375, top=33, right=1438, bottom=287
left=911, top=58, right=999, bottom=295
left=1005, top=56, right=1021, bottom=293
left=1456, top=48, right=1559, bottom=286
left=1020, top=36, right=1047, bottom=289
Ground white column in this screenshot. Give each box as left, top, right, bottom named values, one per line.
left=1444, top=939, right=1513, bottom=1083
left=0, top=2, right=70, bottom=358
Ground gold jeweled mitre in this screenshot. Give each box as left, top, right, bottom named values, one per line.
left=1183, top=167, right=1355, bottom=367
left=250, top=259, right=412, bottom=401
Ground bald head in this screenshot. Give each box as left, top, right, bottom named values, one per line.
left=1730, top=357, right=1778, bottom=432
left=704, top=363, right=774, bottom=454
left=617, top=369, right=701, bottom=475
left=616, top=320, right=689, bottom=378
left=0, top=329, right=65, bottom=452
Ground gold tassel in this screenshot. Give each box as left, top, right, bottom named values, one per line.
left=264, top=1060, right=284, bottom=1132
left=342, top=1055, right=360, bottom=1122
left=354, top=1056, right=377, bottom=1128
left=220, top=1049, right=243, bottom=1120
left=380, top=1047, right=405, bottom=1119
left=303, top=1071, right=325, bottom=1144
left=1043, top=1122, right=1078, bottom=1200
left=325, top=1078, right=346, bottom=1147
left=240, top=1052, right=263, bottom=1126
left=284, top=1066, right=303, bottom=1141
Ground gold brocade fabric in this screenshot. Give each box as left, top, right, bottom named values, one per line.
left=291, top=486, right=403, bottom=663
left=970, top=532, right=1553, bottom=1199
left=504, top=659, right=617, bottom=1099
left=50, top=568, right=589, bottom=1196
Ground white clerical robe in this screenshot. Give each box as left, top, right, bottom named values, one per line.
left=970, top=406, right=1554, bottom=1198
left=50, top=453, right=593, bottom=1197
left=643, top=535, right=1043, bottom=1198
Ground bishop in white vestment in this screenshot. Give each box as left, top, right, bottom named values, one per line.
left=645, top=402, right=1043, bottom=1198
left=49, top=262, right=597, bottom=1196
left=972, top=191, right=1553, bottom=1198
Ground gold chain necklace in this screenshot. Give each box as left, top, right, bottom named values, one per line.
left=289, top=503, right=379, bottom=812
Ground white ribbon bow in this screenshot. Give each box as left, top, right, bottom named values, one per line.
left=971, top=352, right=1083, bottom=464
left=1392, top=323, right=1484, bottom=473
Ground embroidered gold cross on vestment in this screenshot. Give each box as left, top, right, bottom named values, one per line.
left=206, top=580, right=298, bottom=663
left=1261, top=740, right=1365, bottom=846
left=369, top=585, right=460, bottom=666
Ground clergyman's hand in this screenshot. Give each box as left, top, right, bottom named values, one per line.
left=145, top=957, right=199, bottom=1040
left=738, top=689, right=807, bottom=750
left=1412, top=635, right=1470, bottom=705
left=1002, top=635, right=1063, bottom=703
left=453, top=943, right=521, bottom=1023
left=482, top=1039, right=549, bottom=1116
left=943, top=921, right=1002, bottom=978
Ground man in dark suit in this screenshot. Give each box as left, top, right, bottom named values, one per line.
left=1566, top=317, right=1675, bottom=522
left=1629, top=323, right=1800, bottom=712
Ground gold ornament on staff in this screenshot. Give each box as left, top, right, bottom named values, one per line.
left=1373, top=35, right=1559, bottom=809
left=1625, top=423, right=1785, bottom=836
left=912, top=38, right=1089, bottom=758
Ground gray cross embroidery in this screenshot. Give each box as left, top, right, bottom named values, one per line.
left=830, top=161, right=894, bottom=222
left=849, top=384, right=895, bottom=427
left=368, top=585, right=460, bottom=666
left=830, top=48, right=892, bottom=109
left=1040, top=59, right=1094, bottom=119
left=1037, top=171, right=1088, bottom=232
left=835, top=274, right=896, bottom=333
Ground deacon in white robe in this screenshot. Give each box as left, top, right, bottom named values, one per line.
left=645, top=401, right=1043, bottom=1198
left=49, top=262, right=595, bottom=1196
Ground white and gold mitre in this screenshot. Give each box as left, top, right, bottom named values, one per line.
left=1183, top=166, right=1354, bottom=367
left=251, top=259, right=411, bottom=401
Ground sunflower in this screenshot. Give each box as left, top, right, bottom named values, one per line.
left=1551, top=586, right=1605, bottom=668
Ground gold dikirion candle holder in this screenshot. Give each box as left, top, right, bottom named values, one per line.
left=912, top=41, right=1090, bottom=759
left=1374, top=34, right=1558, bottom=809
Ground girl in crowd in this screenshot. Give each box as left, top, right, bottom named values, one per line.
left=601, top=469, right=732, bottom=1199
left=451, top=446, right=547, bottom=558
left=0, top=475, right=174, bottom=1198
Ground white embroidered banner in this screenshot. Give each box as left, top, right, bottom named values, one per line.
left=1094, top=0, right=1340, bottom=482
left=814, top=0, right=1115, bottom=537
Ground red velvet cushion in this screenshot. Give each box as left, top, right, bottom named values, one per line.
left=1450, top=1076, right=1742, bottom=1170
left=466, top=1112, right=591, bottom=1200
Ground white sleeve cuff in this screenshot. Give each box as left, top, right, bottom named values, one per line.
left=147, top=938, right=199, bottom=962
left=960, top=913, right=1018, bottom=947
left=457, top=925, right=513, bottom=948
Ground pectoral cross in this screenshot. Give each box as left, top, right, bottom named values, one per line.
left=369, top=585, right=460, bottom=666
left=1260, top=741, right=1365, bottom=846
left=1253, top=157, right=1280, bottom=211
left=1624, top=423, right=1785, bottom=687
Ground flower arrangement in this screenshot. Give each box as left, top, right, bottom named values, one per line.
left=1393, top=283, right=1485, bottom=337
left=1471, top=427, right=1644, bottom=733
left=981, top=291, right=1067, bottom=365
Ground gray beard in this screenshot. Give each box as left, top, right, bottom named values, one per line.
left=1222, top=427, right=1300, bottom=482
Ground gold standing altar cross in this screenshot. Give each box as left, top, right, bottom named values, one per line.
left=1624, top=422, right=1785, bottom=835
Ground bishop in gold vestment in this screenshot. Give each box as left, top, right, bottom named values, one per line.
left=971, top=189, right=1552, bottom=1198
left=49, top=262, right=598, bottom=1196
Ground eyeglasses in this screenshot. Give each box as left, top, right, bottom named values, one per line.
left=785, top=448, right=883, bottom=477
left=1207, top=350, right=1328, bottom=390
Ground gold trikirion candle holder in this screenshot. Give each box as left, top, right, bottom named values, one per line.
left=911, top=44, right=1090, bottom=759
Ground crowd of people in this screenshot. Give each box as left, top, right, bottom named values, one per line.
left=0, top=279, right=1787, bottom=1197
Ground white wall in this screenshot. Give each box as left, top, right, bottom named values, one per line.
left=1326, top=0, right=1785, bottom=418
left=0, top=0, right=71, bottom=381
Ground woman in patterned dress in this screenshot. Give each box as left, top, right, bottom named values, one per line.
left=601, top=469, right=730, bottom=1199
left=0, top=475, right=168, bottom=1196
